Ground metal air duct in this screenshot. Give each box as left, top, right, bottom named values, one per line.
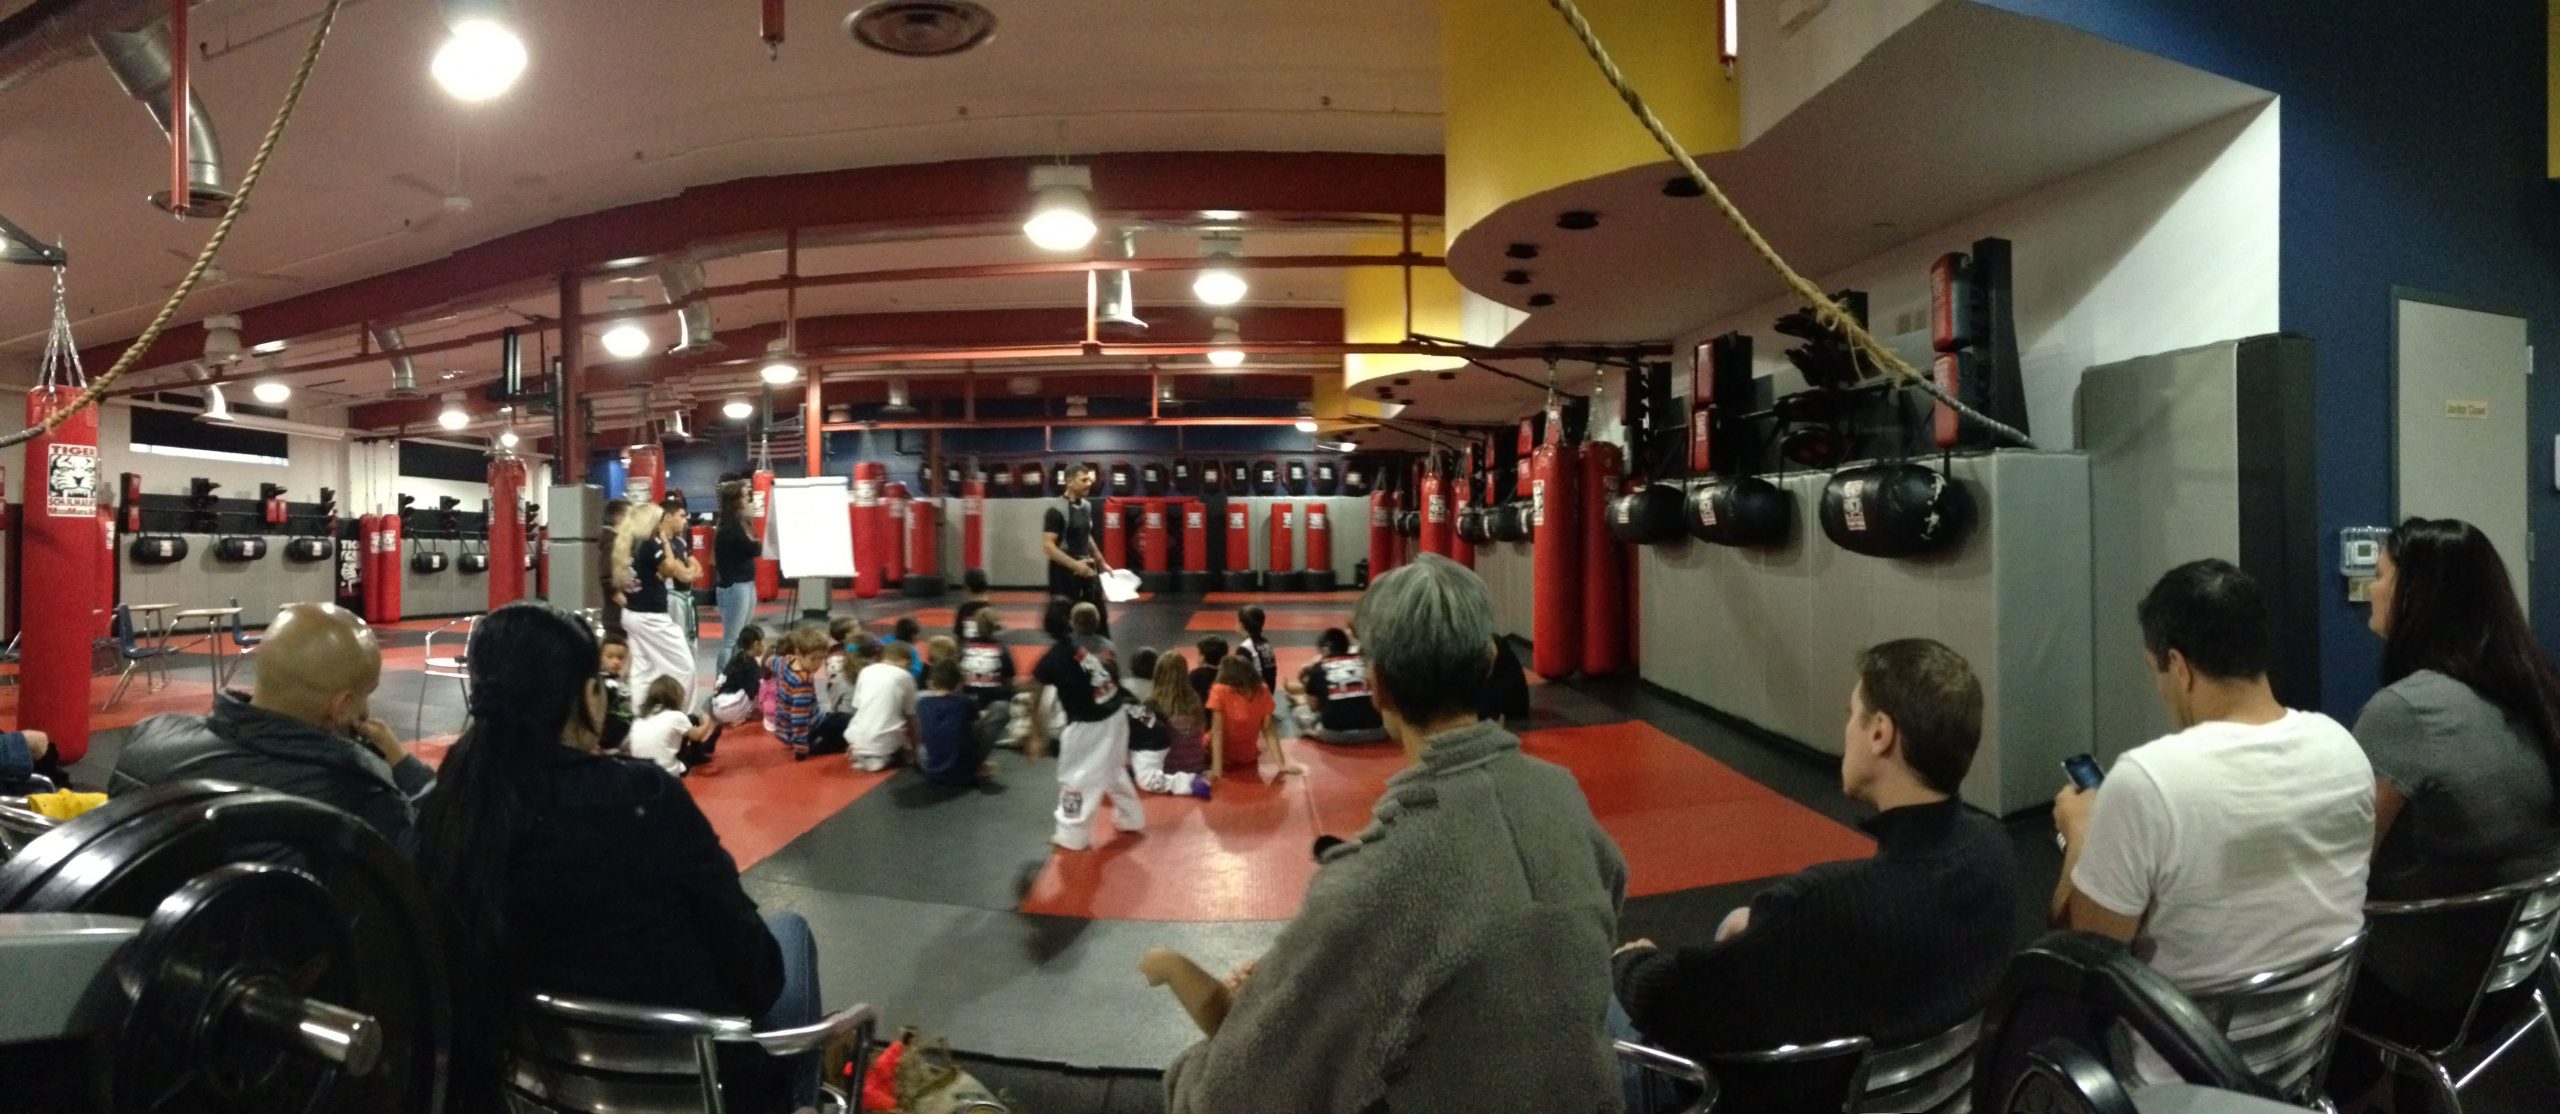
left=659, top=260, right=722, bottom=355
left=372, top=324, right=421, bottom=398
left=91, top=19, right=227, bottom=217
left=1096, top=229, right=1145, bottom=334
left=0, top=0, right=202, bottom=93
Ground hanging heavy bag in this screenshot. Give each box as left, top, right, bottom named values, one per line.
left=130, top=535, right=189, bottom=564
left=285, top=536, right=332, bottom=562
left=1607, top=483, right=1687, bottom=545
left=410, top=540, right=449, bottom=574
left=1491, top=502, right=1529, bottom=543
left=459, top=537, right=490, bottom=574
left=1456, top=506, right=1490, bottom=546
left=1686, top=476, right=1793, bottom=548
left=1818, top=461, right=1973, bottom=558
left=214, top=535, right=268, bottom=562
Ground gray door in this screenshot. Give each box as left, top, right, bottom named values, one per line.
left=2395, top=296, right=2530, bottom=610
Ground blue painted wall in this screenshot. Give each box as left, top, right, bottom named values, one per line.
left=1988, top=0, right=2560, bottom=715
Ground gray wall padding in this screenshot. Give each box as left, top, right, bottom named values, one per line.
left=119, top=533, right=337, bottom=633
left=968, top=497, right=1372, bottom=590
left=400, top=539, right=491, bottom=619
left=1475, top=540, right=1536, bottom=643
left=1636, top=452, right=2093, bottom=815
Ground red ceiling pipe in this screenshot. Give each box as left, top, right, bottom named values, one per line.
left=760, top=0, right=784, bottom=57
left=166, top=0, right=189, bottom=216
left=78, top=152, right=1444, bottom=374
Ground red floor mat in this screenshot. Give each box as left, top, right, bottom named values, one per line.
left=1018, top=720, right=1871, bottom=922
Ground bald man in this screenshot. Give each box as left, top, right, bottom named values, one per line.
left=112, top=602, right=433, bottom=852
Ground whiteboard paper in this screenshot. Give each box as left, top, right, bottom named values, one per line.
left=769, top=477, right=856, bottom=580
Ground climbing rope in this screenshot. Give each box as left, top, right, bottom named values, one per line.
left=0, top=0, right=349, bottom=448
left=1541, top=0, right=2037, bottom=450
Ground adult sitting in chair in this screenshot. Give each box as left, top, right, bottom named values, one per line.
left=112, top=602, right=431, bottom=852
left=417, top=602, right=821, bottom=1114
left=1155, top=555, right=1627, bottom=1113
left=1610, top=638, right=2021, bottom=1112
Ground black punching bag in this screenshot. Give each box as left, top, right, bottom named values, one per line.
left=1818, top=462, right=1972, bottom=558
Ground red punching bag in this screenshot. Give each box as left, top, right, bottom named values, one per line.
left=1268, top=501, right=1298, bottom=592
left=1420, top=469, right=1452, bottom=559
left=488, top=456, right=528, bottom=609
left=22, top=390, right=98, bottom=762
left=358, top=513, right=382, bottom=620
left=689, top=523, right=714, bottom=591
left=1180, top=500, right=1209, bottom=593
left=1224, top=502, right=1254, bottom=591
left=1305, top=499, right=1335, bottom=591
left=960, top=480, right=986, bottom=578
left=905, top=499, right=939, bottom=597
left=1369, top=489, right=1396, bottom=581
left=1102, top=498, right=1129, bottom=571
left=1580, top=442, right=1628, bottom=677
left=1452, top=446, right=1477, bottom=568
left=626, top=445, right=665, bottom=507
left=1138, top=499, right=1169, bottom=591
left=1530, top=443, right=1582, bottom=678
left=379, top=505, right=405, bottom=622
left=851, top=462, right=886, bottom=599
left=751, top=470, right=781, bottom=602
left=881, top=482, right=909, bottom=586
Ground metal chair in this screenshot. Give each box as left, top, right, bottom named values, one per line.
left=2338, top=864, right=2560, bottom=1113
left=1, top=630, right=19, bottom=688
left=503, top=993, right=876, bottom=1114
left=218, top=597, right=264, bottom=687
left=2185, top=931, right=2365, bottom=1108
left=98, top=603, right=180, bottom=710
left=417, top=616, right=478, bottom=740
left=1615, top=1014, right=1978, bottom=1114
left=0, top=793, right=58, bottom=862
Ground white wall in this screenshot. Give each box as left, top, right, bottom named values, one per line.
left=83, top=402, right=348, bottom=508
left=1738, top=0, right=1945, bottom=143
left=1672, top=100, right=2281, bottom=447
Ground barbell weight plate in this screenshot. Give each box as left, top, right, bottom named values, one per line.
left=0, top=783, right=449, bottom=1114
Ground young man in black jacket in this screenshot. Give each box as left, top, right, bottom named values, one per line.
left=1609, top=638, right=2020, bottom=1110
left=110, top=602, right=434, bottom=854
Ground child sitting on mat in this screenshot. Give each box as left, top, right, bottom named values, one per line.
left=1132, top=651, right=1212, bottom=799
left=627, top=675, right=721, bottom=777
left=772, top=623, right=831, bottom=760
left=1126, top=647, right=1160, bottom=705
left=1206, top=654, right=1300, bottom=782
left=916, top=657, right=997, bottom=787
left=1190, top=636, right=1228, bottom=703
left=597, top=635, right=635, bottom=753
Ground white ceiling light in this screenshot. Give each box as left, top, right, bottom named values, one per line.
left=600, top=293, right=651, bottom=360
left=498, top=429, right=520, bottom=449
left=1294, top=418, right=1319, bottom=433
left=1206, top=317, right=1245, bottom=369
left=437, top=393, right=469, bottom=431
left=1192, top=232, right=1247, bottom=306
left=1022, top=164, right=1097, bottom=252
left=723, top=399, right=754, bottom=420
left=251, top=381, right=291, bottom=405
left=249, top=339, right=288, bottom=356
left=201, top=314, right=243, bottom=365
left=760, top=358, right=801, bottom=385
left=432, top=6, right=529, bottom=104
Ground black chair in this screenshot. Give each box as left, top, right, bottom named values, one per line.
left=1614, top=1013, right=1978, bottom=1114
left=503, top=993, right=880, bottom=1113
left=2338, top=865, right=2560, bottom=1113
left=2184, top=931, right=2364, bottom=1105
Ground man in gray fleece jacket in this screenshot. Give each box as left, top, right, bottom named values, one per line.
left=1161, top=555, right=1628, bottom=1113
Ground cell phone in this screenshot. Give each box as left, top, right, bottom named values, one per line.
left=2061, top=753, right=2105, bottom=791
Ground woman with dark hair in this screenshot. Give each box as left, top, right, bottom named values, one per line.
left=712, top=480, right=764, bottom=673
left=2333, top=517, right=2560, bottom=1094
left=417, top=601, right=820, bottom=1112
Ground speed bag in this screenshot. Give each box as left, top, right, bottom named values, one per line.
left=1818, top=462, right=1973, bottom=558
left=411, top=547, right=450, bottom=574
left=1687, top=476, right=1792, bottom=548
left=130, top=535, right=190, bottom=564
left=1607, top=484, right=1687, bottom=545
left=1491, top=502, right=1530, bottom=543
left=214, top=536, right=268, bottom=562
left=285, top=537, right=333, bottom=562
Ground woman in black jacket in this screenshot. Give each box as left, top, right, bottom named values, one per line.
left=418, top=601, right=821, bottom=1112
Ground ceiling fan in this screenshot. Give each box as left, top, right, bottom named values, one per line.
left=391, top=116, right=477, bottom=235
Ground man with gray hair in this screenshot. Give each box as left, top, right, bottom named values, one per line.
left=1158, top=554, right=1627, bottom=1111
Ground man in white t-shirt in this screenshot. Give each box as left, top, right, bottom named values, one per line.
left=843, top=634, right=920, bottom=772
left=2053, top=559, right=2373, bottom=1033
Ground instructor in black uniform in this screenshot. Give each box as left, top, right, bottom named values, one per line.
left=1043, top=462, right=1113, bottom=635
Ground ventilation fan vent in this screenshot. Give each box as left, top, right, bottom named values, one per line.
left=845, top=1, right=997, bottom=57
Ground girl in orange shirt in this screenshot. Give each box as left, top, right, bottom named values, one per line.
left=1205, top=654, right=1303, bottom=781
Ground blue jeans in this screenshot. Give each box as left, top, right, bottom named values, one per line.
left=757, top=911, right=822, bottom=1110
left=716, top=581, right=758, bottom=669
left=1611, top=997, right=1702, bottom=1114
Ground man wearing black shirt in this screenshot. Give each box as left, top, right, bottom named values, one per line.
left=1033, top=602, right=1142, bottom=851
left=1288, top=627, right=1387, bottom=745
left=1609, top=639, right=2020, bottom=1111
left=1042, top=463, right=1112, bottom=635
